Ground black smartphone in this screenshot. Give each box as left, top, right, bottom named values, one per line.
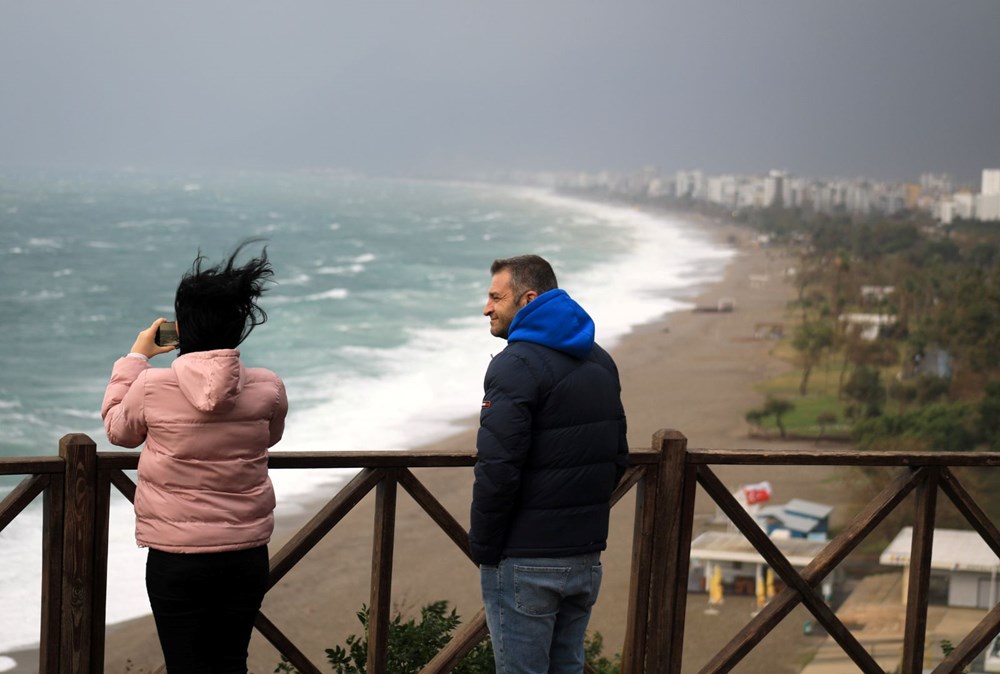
left=155, top=321, right=179, bottom=347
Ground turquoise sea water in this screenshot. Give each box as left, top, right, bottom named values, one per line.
left=0, top=169, right=733, bottom=657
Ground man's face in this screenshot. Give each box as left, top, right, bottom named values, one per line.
left=483, top=269, right=529, bottom=339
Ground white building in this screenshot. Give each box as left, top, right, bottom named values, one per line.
left=763, top=170, right=787, bottom=208
left=979, top=193, right=1000, bottom=222
left=675, top=169, right=706, bottom=199
left=984, top=169, right=1000, bottom=196
left=839, top=312, right=898, bottom=340
left=954, top=192, right=977, bottom=220
left=689, top=530, right=836, bottom=600
left=880, top=527, right=1000, bottom=609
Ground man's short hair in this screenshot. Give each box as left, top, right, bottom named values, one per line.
left=490, top=255, right=558, bottom=296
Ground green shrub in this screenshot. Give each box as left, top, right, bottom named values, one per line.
left=275, top=601, right=620, bottom=674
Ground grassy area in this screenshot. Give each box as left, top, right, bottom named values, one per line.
left=749, top=351, right=854, bottom=440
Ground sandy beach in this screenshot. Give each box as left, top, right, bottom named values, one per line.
left=10, top=212, right=853, bottom=674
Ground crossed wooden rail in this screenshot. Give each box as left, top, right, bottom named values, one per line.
left=3, top=431, right=1000, bottom=673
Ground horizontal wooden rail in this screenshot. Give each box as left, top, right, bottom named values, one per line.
left=5, top=434, right=1000, bottom=673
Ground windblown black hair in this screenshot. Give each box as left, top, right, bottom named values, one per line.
left=174, top=240, right=274, bottom=355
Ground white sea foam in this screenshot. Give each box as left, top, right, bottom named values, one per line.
left=316, top=264, right=365, bottom=275
left=27, top=238, right=62, bottom=248
left=268, top=288, right=349, bottom=305
left=15, top=290, right=64, bottom=302
left=116, top=218, right=191, bottom=229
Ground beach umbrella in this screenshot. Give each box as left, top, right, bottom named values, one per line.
left=709, top=564, right=724, bottom=606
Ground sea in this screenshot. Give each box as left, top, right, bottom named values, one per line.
left=0, top=168, right=735, bottom=662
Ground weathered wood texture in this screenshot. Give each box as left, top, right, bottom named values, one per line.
left=4, top=433, right=1000, bottom=673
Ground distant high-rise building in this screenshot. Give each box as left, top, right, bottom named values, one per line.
left=983, top=169, right=1000, bottom=196
left=920, top=172, right=953, bottom=194
left=954, top=192, right=976, bottom=220
left=764, top=170, right=786, bottom=208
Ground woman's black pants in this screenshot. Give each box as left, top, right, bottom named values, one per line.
left=146, top=545, right=269, bottom=674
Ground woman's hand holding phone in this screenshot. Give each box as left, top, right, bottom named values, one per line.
left=131, top=318, right=178, bottom=359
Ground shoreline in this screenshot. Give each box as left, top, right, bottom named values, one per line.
left=5, top=206, right=841, bottom=674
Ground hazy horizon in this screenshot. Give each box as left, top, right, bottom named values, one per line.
left=1, top=1, right=998, bottom=185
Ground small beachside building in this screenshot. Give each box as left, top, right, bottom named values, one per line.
left=879, top=527, right=1000, bottom=609
left=688, top=530, right=836, bottom=601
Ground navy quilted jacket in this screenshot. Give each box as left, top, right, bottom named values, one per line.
left=469, top=289, right=629, bottom=566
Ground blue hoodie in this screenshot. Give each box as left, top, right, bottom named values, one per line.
left=506, top=288, right=595, bottom=358
left=470, top=288, right=629, bottom=566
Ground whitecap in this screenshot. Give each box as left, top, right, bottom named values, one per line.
left=329, top=223, right=341, bottom=231
left=87, top=241, right=118, bottom=249
left=350, top=253, right=376, bottom=264
left=316, top=264, right=364, bottom=275
left=16, top=290, right=64, bottom=302
left=302, top=288, right=349, bottom=301
left=182, top=184, right=201, bottom=192
left=53, top=269, right=73, bottom=278
left=27, top=238, right=62, bottom=248
left=281, top=273, right=311, bottom=286
left=63, top=409, right=102, bottom=421
left=268, top=288, right=349, bottom=305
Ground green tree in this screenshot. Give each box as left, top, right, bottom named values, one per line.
left=792, top=320, right=835, bottom=396
left=764, top=396, right=795, bottom=438
left=977, top=381, right=1000, bottom=450
left=843, top=366, right=886, bottom=419
left=854, top=403, right=975, bottom=453
left=745, top=409, right=767, bottom=435
left=816, top=411, right=838, bottom=439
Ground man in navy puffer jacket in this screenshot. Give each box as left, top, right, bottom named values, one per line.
left=471, top=254, right=628, bottom=673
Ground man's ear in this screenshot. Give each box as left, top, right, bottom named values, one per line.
left=522, top=290, right=538, bottom=305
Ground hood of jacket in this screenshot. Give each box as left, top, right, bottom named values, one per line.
left=507, top=288, right=595, bottom=359
left=171, top=349, right=245, bottom=413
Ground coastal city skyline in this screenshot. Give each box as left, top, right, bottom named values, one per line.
left=485, top=165, right=1000, bottom=223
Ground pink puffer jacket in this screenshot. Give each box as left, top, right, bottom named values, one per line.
left=101, top=349, right=287, bottom=553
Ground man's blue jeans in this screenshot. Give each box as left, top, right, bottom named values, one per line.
left=481, top=553, right=603, bottom=674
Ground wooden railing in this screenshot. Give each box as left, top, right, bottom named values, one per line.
left=2, top=429, right=999, bottom=673
left=0, top=430, right=686, bottom=674
left=672, top=445, right=1000, bottom=674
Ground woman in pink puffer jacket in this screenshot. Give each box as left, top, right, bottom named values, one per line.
left=102, top=243, right=287, bottom=673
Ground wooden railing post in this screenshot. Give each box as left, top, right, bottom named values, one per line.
left=653, top=430, right=694, bottom=674
left=622, top=430, right=692, bottom=674
left=58, top=433, right=100, bottom=674
left=902, top=467, right=938, bottom=674
left=40, top=470, right=65, bottom=673
left=622, top=459, right=658, bottom=674
left=368, top=469, right=398, bottom=674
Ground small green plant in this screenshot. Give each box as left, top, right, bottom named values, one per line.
left=275, top=600, right=493, bottom=674
left=275, top=600, right=621, bottom=674
left=938, top=639, right=970, bottom=674
left=584, top=631, right=622, bottom=674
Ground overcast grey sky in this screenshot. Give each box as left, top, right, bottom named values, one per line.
left=1, top=1, right=997, bottom=183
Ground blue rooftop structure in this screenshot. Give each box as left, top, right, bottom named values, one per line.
left=756, top=498, right=832, bottom=539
